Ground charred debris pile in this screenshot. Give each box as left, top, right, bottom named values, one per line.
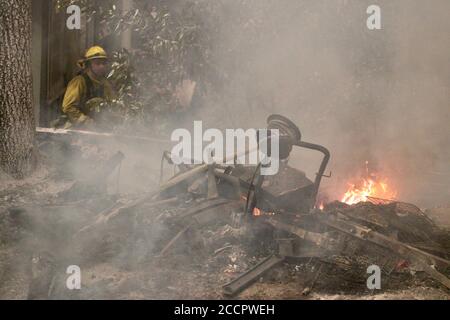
left=3, top=115, right=449, bottom=298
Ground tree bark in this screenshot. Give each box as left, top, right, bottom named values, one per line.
left=0, top=0, right=36, bottom=178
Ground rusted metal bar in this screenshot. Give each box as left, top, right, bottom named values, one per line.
left=265, top=217, right=338, bottom=251
left=223, top=254, right=285, bottom=296
left=159, top=164, right=209, bottom=194
left=294, top=141, right=330, bottom=205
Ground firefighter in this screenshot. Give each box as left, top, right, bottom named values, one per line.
left=62, top=46, right=116, bottom=128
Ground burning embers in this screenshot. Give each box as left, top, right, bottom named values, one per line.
left=252, top=207, right=276, bottom=217
left=341, top=161, right=397, bottom=205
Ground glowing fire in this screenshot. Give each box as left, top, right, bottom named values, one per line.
left=253, top=207, right=261, bottom=216
left=341, top=162, right=397, bottom=205
left=252, top=207, right=276, bottom=217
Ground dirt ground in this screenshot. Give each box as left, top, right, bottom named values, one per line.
left=0, top=146, right=449, bottom=300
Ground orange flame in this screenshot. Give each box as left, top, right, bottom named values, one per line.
left=341, top=162, right=397, bottom=205
left=253, top=207, right=261, bottom=216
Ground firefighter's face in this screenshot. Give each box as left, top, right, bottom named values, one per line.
left=89, top=59, right=109, bottom=78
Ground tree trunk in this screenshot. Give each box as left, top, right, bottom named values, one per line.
left=0, top=0, right=36, bottom=178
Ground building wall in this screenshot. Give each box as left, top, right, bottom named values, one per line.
left=31, top=0, right=132, bottom=126
left=32, top=0, right=91, bottom=126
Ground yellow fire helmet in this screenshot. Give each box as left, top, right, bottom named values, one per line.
left=85, top=46, right=108, bottom=60
left=78, top=46, right=108, bottom=68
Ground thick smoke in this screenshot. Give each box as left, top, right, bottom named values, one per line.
left=184, top=0, right=450, bottom=207
left=3, top=0, right=448, bottom=299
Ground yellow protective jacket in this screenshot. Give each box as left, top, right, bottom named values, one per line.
left=62, top=70, right=116, bottom=125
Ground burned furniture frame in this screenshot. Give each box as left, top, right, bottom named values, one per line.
left=159, top=114, right=331, bottom=212
left=296, top=140, right=330, bottom=205
left=156, top=114, right=450, bottom=297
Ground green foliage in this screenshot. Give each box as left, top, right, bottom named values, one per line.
left=54, top=0, right=285, bottom=133
left=55, top=1, right=212, bottom=132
